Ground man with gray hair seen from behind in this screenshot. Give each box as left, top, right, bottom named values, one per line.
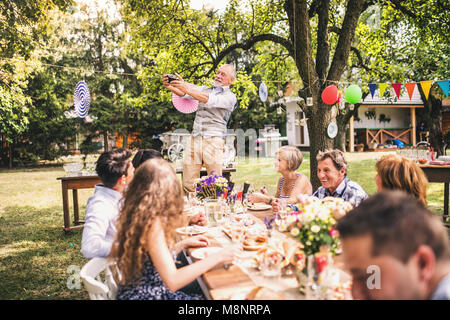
left=313, top=149, right=367, bottom=207
left=163, top=64, right=237, bottom=193
left=337, top=191, right=450, bottom=300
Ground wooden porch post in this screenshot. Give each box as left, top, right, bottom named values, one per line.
left=349, top=116, right=354, bottom=152
left=411, top=107, right=416, bottom=146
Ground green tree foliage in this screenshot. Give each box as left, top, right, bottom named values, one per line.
left=120, top=0, right=374, bottom=188
left=351, top=0, right=450, bottom=154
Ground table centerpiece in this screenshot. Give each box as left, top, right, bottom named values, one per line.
left=194, top=171, right=229, bottom=200
left=275, top=195, right=353, bottom=296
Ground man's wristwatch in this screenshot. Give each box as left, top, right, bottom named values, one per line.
left=268, top=198, right=273, bottom=205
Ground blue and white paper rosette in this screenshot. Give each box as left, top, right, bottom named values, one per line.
left=259, top=82, right=268, bottom=102
left=327, top=120, right=338, bottom=139
left=74, top=81, right=90, bottom=118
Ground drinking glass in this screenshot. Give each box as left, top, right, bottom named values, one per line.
left=187, top=192, right=197, bottom=207
left=242, top=194, right=250, bottom=214
left=214, top=202, right=225, bottom=226
left=306, top=255, right=322, bottom=300
left=260, top=254, right=282, bottom=280
left=278, top=198, right=288, bottom=218
left=204, top=199, right=219, bottom=227
left=230, top=225, right=244, bottom=247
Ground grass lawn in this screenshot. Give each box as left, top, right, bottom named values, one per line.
left=0, top=151, right=447, bottom=299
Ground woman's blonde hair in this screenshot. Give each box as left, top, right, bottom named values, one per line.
left=277, top=146, right=303, bottom=171
left=376, top=154, right=428, bottom=206
left=109, top=158, right=184, bottom=285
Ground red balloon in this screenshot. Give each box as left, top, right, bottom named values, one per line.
left=321, top=85, right=339, bottom=105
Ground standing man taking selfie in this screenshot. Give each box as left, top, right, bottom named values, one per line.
left=163, top=64, right=237, bottom=193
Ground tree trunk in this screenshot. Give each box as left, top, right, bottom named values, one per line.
left=302, top=94, right=335, bottom=190
left=122, top=132, right=128, bottom=148
left=334, top=118, right=347, bottom=152
left=103, top=131, right=109, bottom=152
left=418, top=84, right=444, bottom=156
left=9, top=143, right=12, bottom=169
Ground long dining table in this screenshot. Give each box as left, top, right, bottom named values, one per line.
left=181, top=207, right=348, bottom=300
left=417, top=164, right=450, bottom=224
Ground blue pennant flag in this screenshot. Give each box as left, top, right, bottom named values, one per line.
left=437, top=80, right=449, bottom=98
left=368, top=83, right=377, bottom=99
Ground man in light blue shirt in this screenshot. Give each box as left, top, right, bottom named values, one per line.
left=163, top=64, right=237, bottom=193
left=313, top=149, right=368, bottom=207
left=81, top=148, right=134, bottom=259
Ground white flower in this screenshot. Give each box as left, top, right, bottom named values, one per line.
left=311, top=225, right=321, bottom=233
left=279, top=223, right=287, bottom=232
left=290, top=227, right=300, bottom=236
left=286, top=215, right=297, bottom=225
left=318, top=208, right=330, bottom=221
left=303, top=212, right=315, bottom=223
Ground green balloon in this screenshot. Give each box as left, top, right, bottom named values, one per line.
left=345, top=85, right=362, bottom=104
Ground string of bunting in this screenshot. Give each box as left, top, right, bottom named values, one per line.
left=367, top=80, right=449, bottom=100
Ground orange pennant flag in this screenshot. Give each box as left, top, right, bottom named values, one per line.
left=379, top=83, right=388, bottom=98
left=420, top=80, right=432, bottom=100
left=404, top=83, right=416, bottom=100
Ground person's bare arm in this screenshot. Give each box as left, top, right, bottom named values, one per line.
left=147, top=218, right=233, bottom=292
left=169, top=73, right=209, bottom=103
left=287, top=175, right=312, bottom=204
left=162, top=74, right=186, bottom=97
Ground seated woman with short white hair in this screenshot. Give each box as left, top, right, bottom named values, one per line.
left=249, top=146, right=312, bottom=209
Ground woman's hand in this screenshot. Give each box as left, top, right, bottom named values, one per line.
left=248, top=192, right=268, bottom=204
left=182, top=235, right=209, bottom=249
left=272, top=198, right=279, bottom=213
left=189, top=211, right=207, bottom=226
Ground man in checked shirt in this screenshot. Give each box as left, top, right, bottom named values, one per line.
left=163, top=64, right=237, bottom=193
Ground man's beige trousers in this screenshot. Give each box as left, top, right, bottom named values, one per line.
left=182, top=136, right=224, bottom=193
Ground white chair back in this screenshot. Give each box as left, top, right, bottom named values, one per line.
left=80, top=257, right=120, bottom=300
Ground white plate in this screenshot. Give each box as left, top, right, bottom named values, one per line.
left=190, top=247, right=223, bottom=260
left=247, top=203, right=272, bottom=211
left=175, top=226, right=207, bottom=236
left=229, top=291, right=250, bottom=300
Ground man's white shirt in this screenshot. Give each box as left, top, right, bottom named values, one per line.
left=80, top=185, right=122, bottom=259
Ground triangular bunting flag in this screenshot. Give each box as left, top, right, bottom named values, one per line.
left=404, top=83, right=416, bottom=100
left=420, top=80, right=432, bottom=100
left=368, top=83, right=377, bottom=98
left=379, top=83, right=388, bottom=98
left=392, top=83, right=402, bottom=99
left=437, top=80, right=449, bottom=98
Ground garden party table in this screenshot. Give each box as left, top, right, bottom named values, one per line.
left=181, top=206, right=349, bottom=300
left=418, top=164, right=450, bottom=224
left=57, top=175, right=101, bottom=232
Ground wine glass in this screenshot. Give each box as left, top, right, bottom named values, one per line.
left=242, top=193, right=250, bottom=214
left=187, top=191, right=197, bottom=207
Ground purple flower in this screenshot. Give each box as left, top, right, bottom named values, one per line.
left=264, top=216, right=276, bottom=230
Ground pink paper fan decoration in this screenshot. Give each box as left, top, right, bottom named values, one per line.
left=172, top=83, right=199, bottom=114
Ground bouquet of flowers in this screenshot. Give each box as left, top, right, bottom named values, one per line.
left=276, top=195, right=353, bottom=256
left=194, top=172, right=229, bottom=200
